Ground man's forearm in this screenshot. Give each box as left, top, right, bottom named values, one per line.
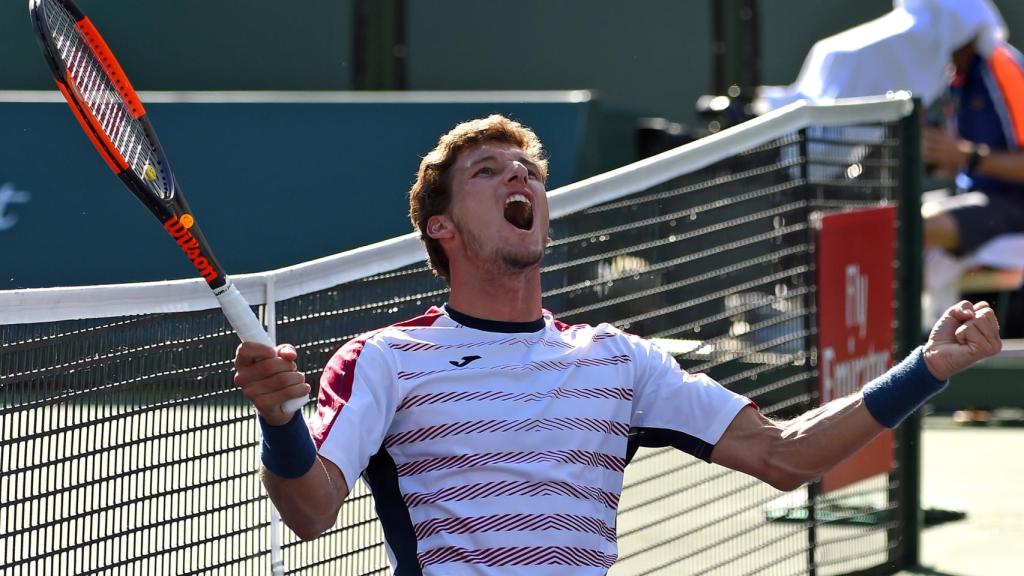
left=258, top=411, right=348, bottom=540
left=712, top=397, right=886, bottom=491
left=263, top=456, right=348, bottom=541
left=775, top=347, right=947, bottom=480
left=771, top=395, right=885, bottom=484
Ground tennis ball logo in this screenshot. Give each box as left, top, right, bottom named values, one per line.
left=144, top=164, right=158, bottom=182
left=163, top=214, right=218, bottom=282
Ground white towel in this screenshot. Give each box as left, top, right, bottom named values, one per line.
left=756, top=0, right=1008, bottom=112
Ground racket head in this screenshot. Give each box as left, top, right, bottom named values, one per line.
left=29, top=0, right=229, bottom=289
left=29, top=1, right=303, bottom=415
left=29, top=0, right=176, bottom=207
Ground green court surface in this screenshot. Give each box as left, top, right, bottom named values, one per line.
left=898, top=416, right=1024, bottom=575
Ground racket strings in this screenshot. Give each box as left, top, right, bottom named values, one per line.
left=42, top=0, right=170, bottom=197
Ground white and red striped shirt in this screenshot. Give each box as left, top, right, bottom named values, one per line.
left=309, top=306, right=750, bottom=575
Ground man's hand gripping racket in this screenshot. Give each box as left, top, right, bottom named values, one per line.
left=29, top=0, right=308, bottom=415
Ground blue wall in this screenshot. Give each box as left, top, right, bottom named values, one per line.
left=0, top=96, right=591, bottom=288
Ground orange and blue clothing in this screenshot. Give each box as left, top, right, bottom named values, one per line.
left=945, top=43, right=1024, bottom=253
left=953, top=44, right=1024, bottom=194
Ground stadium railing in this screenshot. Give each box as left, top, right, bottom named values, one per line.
left=1, top=93, right=920, bottom=576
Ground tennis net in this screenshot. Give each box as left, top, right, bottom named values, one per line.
left=1, top=93, right=919, bottom=576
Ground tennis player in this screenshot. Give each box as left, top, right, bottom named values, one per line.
left=234, top=115, right=1001, bottom=575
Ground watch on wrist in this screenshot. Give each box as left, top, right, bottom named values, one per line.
left=966, top=143, right=990, bottom=175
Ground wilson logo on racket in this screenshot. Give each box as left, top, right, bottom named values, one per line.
left=163, top=215, right=218, bottom=282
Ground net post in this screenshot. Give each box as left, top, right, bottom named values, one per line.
left=798, top=125, right=819, bottom=576
left=896, top=99, right=925, bottom=570
left=261, top=277, right=287, bottom=576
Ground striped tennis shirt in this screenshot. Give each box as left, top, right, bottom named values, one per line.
left=309, top=306, right=751, bottom=575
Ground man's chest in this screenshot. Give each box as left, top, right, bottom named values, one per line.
left=957, top=80, right=1008, bottom=147
left=381, top=332, right=637, bottom=463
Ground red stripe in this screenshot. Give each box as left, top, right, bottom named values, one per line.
left=74, top=18, right=144, bottom=119
left=418, top=545, right=616, bottom=569
left=396, top=449, right=626, bottom=477
left=396, top=354, right=632, bottom=381
left=385, top=417, right=629, bottom=447
left=389, top=335, right=574, bottom=352
left=414, top=513, right=616, bottom=542
left=57, top=80, right=128, bottom=173
left=309, top=307, right=444, bottom=448
left=397, top=386, right=632, bottom=411
left=403, top=479, right=620, bottom=510
left=989, top=46, right=1024, bottom=146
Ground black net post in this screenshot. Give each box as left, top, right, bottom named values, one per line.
left=711, top=0, right=761, bottom=96
left=798, top=126, right=819, bottom=576
left=895, top=99, right=925, bottom=570
left=699, top=0, right=761, bottom=129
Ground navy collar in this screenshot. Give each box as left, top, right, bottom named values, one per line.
left=444, top=304, right=546, bottom=333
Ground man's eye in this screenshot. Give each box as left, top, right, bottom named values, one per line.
left=474, top=167, right=494, bottom=177
left=528, top=170, right=540, bottom=180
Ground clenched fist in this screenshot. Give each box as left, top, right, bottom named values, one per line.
left=234, top=342, right=311, bottom=425
left=923, top=301, right=1002, bottom=380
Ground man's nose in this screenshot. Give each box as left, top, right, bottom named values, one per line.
left=507, top=161, right=528, bottom=182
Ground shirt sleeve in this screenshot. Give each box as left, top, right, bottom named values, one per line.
left=307, top=335, right=400, bottom=492
left=987, top=45, right=1024, bottom=150
left=629, top=335, right=752, bottom=448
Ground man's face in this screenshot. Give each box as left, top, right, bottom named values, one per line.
left=438, top=141, right=550, bottom=277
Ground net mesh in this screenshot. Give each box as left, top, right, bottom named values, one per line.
left=2, top=102, right=913, bottom=575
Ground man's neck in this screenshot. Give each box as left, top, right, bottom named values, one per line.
left=446, top=269, right=543, bottom=323
left=952, top=41, right=977, bottom=76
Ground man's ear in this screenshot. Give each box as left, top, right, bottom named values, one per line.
left=426, top=215, right=454, bottom=239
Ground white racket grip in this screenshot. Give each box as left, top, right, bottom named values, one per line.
left=217, top=284, right=309, bottom=415
left=217, top=284, right=274, bottom=347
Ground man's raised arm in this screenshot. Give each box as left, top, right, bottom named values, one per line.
left=711, top=300, right=1001, bottom=491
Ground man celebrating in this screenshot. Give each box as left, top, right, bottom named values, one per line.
left=235, top=115, right=1001, bottom=575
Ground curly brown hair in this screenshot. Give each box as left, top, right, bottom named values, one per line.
left=408, top=115, right=548, bottom=283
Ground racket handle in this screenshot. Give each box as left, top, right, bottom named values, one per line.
left=217, top=283, right=275, bottom=347
left=280, top=396, right=309, bottom=415
left=216, top=283, right=309, bottom=415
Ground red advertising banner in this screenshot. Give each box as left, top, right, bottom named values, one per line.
left=816, top=206, right=897, bottom=494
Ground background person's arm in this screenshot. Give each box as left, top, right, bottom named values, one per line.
left=923, top=127, right=1024, bottom=182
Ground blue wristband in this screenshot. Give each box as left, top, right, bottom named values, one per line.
left=259, top=411, right=318, bottom=479
left=861, top=346, right=948, bottom=428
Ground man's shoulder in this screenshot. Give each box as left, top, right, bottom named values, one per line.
left=333, top=307, right=450, bottom=357
left=546, top=312, right=637, bottom=344
left=995, top=42, right=1024, bottom=64
left=378, top=306, right=450, bottom=337
left=984, top=42, right=1024, bottom=83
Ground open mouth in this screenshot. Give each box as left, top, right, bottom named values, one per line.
left=504, top=193, right=534, bottom=231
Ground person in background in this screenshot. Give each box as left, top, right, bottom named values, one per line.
left=755, top=0, right=1024, bottom=332
left=919, top=5, right=1024, bottom=330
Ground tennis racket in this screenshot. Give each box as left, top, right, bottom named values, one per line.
left=29, top=0, right=307, bottom=415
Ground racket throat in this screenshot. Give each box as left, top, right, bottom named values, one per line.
left=164, top=215, right=220, bottom=283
